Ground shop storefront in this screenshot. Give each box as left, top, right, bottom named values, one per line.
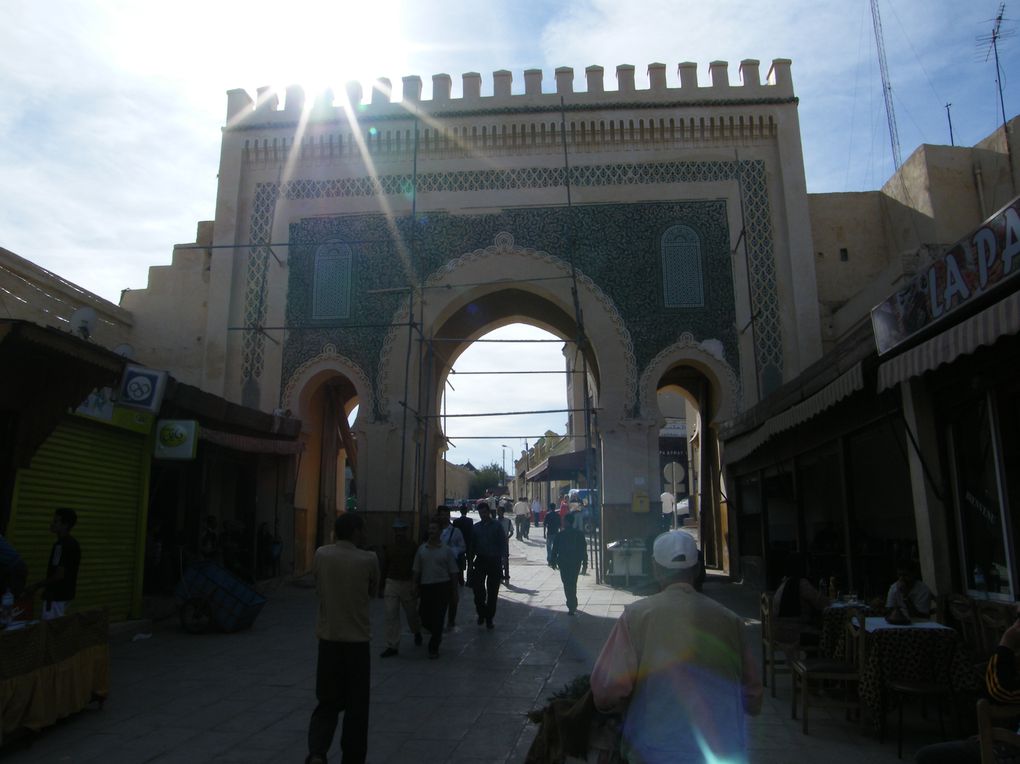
left=873, top=196, right=1020, bottom=600
left=724, top=196, right=1020, bottom=600
left=722, top=347, right=916, bottom=596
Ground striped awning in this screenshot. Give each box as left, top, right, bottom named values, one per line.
left=877, top=289, right=1020, bottom=392
left=722, top=362, right=864, bottom=464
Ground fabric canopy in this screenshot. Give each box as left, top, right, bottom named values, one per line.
left=525, top=448, right=595, bottom=482
left=877, top=289, right=1020, bottom=392
left=200, top=426, right=305, bottom=455
left=722, top=362, right=864, bottom=464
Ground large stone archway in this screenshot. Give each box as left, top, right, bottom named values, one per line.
left=368, top=232, right=641, bottom=525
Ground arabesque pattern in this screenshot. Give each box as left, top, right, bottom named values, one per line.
left=244, top=159, right=782, bottom=396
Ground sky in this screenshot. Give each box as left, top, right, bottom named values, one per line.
left=2, top=0, right=1017, bottom=467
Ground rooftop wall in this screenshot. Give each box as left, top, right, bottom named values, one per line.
left=225, top=59, right=797, bottom=125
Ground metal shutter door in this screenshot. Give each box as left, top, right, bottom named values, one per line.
left=9, top=415, right=147, bottom=621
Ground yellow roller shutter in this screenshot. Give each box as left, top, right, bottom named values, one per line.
left=9, top=414, right=150, bottom=621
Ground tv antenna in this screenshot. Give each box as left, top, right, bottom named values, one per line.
left=69, top=306, right=97, bottom=341
left=977, top=2, right=1015, bottom=127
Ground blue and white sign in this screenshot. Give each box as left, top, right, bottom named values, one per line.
left=118, top=365, right=168, bottom=413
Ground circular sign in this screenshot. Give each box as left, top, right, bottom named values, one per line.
left=663, top=462, right=686, bottom=483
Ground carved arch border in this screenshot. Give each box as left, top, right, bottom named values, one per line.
left=281, top=344, right=375, bottom=423
left=638, top=332, right=742, bottom=424
left=377, top=232, right=638, bottom=420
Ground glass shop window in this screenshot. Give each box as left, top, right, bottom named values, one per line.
left=845, top=419, right=915, bottom=600
left=798, top=444, right=847, bottom=586
left=737, top=473, right=763, bottom=557
left=950, top=393, right=1014, bottom=600
left=996, top=382, right=1020, bottom=597
left=764, top=465, right=798, bottom=588
left=312, top=242, right=353, bottom=320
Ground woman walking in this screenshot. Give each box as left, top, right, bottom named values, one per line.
left=413, top=518, right=460, bottom=659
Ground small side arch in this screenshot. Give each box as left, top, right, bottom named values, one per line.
left=638, top=333, right=742, bottom=424
left=281, top=344, right=374, bottom=423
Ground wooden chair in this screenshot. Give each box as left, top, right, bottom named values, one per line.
left=976, top=601, right=1015, bottom=658
left=761, top=591, right=791, bottom=698
left=976, top=699, right=1020, bottom=764
left=871, top=611, right=957, bottom=759
left=948, top=594, right=982, bottom=659
left=884, top=674, right=952, bottom=758
left=790, top=607, right=861, bottom=735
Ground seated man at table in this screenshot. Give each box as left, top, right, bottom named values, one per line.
left=772, top=553, right=830, bottom=653
left=885, top=561, right=933, bottom=618
left=914, top=602, right=1020, bottom=763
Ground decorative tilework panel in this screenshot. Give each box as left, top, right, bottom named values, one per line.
left=662, top=224, right=704, bottom=308
left=312, top=242, right=353, bottom=320
left=246, top=159, right=783, bottom=400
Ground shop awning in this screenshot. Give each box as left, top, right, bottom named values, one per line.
left=0, top=320, right=127, bottom=467
left=877, top=289, right=1020, bottom=392
left=200, top=426, right=305, bottom=454
left=722, top=362, right=864, bottom=464
left=525, top=448, right=595, bottom=482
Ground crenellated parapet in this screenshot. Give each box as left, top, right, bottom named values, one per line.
left=227, top=60, right=797, bottom=165
left=226, top=60, right=795, bottom=124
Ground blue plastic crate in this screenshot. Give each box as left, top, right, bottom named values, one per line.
left=176, top=560, right=267, bottom=632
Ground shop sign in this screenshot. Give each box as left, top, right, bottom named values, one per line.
left=871, top=196, right=1020, bottom=354
left=659, top=435, right=690, bottom=501
left=117, top=365, right=168, bottom=412
left=75, top=387, right=154, bottom=434
left=154, top=419, right=199, bottom=460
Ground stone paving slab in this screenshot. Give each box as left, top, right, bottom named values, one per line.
left=0, top=525, right=959, bottom=762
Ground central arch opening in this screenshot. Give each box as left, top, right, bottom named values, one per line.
left=421, top=287, right=602, bottom=525
left=439, top=323, right=573, bottom=502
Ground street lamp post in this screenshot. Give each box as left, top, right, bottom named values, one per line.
left=501, top=444, right=508, bottom=490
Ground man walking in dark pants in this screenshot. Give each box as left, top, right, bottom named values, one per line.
left=470, top=503, right=504, bottom=629
left=550, top=513, right=587, bottom=615
left=544, top=502, right=561, bottom=566
left=306, top=512, right=379, bottom=764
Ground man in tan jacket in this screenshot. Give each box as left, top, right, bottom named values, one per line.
left=590, top=530, right=762, bottom=763
left=306, top=512, right=379, bottom=764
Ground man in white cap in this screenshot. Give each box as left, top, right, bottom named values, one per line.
left=589, top=530, right=762, bottom=764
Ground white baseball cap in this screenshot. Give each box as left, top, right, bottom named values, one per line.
left=652, top=530, right=699, bottom=569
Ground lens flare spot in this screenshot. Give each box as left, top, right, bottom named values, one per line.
left=368, top=126, right=378, bottom=137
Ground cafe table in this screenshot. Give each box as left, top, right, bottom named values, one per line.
left=820, top=601, right=875, bottom=660
left=0, top=610, right=109, bottom=745
left=855, top=616, right=969, bottom=728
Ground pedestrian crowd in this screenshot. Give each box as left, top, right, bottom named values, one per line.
left=305, top=510, right=776, bottom=764
left=305, top=495, right=593, bottom=763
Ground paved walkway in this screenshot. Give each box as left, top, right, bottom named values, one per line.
left=2, top=525, right=954, bottom=762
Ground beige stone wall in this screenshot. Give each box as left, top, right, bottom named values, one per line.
left=119, top=222, right=212, bottom=385
left=438, top=461, right=474, bottom=503
left=808, top=192, right=894, bottom=348
left=974, top=117, right=1020, bottom=215
left=807, top=115, right=1020, bottom=351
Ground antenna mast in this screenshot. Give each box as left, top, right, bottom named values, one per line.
left=978, top=2, right=1014, bottom=127
left=870, top=0, right=903, bottom=170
